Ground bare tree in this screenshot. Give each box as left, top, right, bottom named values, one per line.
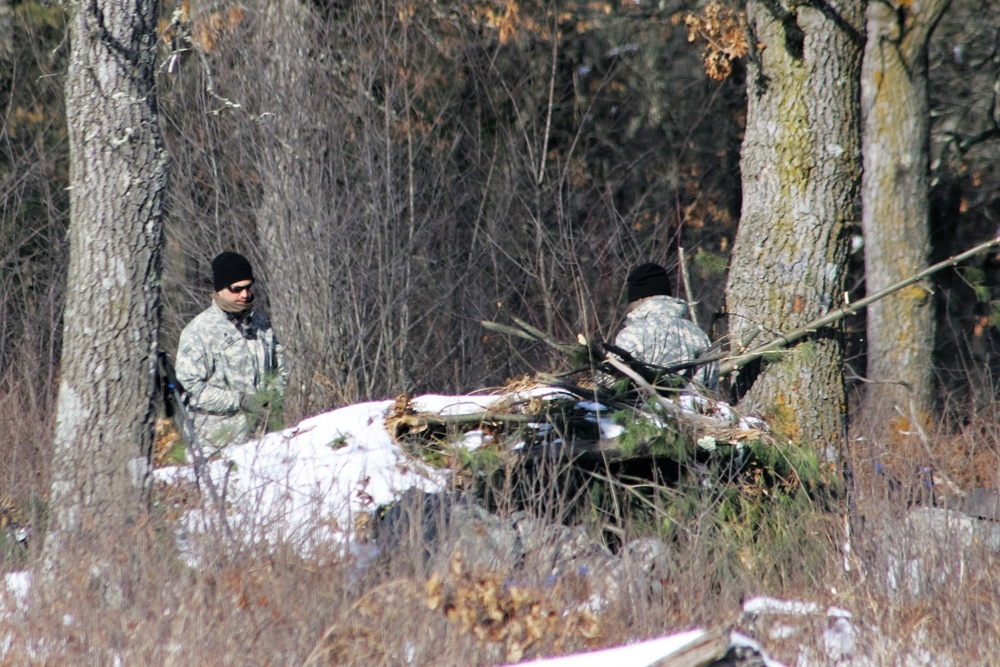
left=0, top=0, right=70, bottom=497
left=254, top=0, right=344, bottom=418
left=158, top=1, right=744, bottom=409
left=861, top=0, right=951, bottom=428
left=43, top=0, right=168, bottom=598
left=726, top=2, right=864, bottom=450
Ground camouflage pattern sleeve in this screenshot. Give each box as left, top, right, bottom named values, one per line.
left=175, top=312, right=243, bottom=414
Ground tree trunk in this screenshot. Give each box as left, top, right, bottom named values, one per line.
left=726, top=2, right=864, bottom=451
left=255, top=0, right=344, bottom=419
left=861, top=0, right=951, bottom=427
left=44, top=0, right=167, bottom=601
left=0, top=0, right=12, bottom=61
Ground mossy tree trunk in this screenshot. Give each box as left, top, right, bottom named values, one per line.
left=861, top=0, right=951, bottom=428
left=726, top=2, right=864, bottom=452
left=43, top=0, right=167, bottom=602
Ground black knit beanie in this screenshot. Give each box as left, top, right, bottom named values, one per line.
left=212, top=252, right=254, bottom=292
left=626, top=262, right=672, bottom=303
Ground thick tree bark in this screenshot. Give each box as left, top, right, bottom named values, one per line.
left=726, top=2, right=864, bottom=451
left=861, top=0, right=951, bottom=426
left=255, top=0, right=345, bottom=419
left=44, top=0, right=167, bottom=598
left=0, top=0, right=12, bottom=61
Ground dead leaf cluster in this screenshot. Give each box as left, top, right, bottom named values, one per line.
left=426, top=551, right=601, bottom=663
left=153, top=416, right=183, bottom=467
left=683, top=3, right=749, bottom=80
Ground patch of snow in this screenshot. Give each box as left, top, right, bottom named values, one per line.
left=459, top=429, right=489, bottom=450
left=574, top=400, right=625, bottom=440
left=822, top=615, right=857, bottom=660
left=583, top=592, right=607, bottom=614
left=827, top=606, right=852, bottom=619
left=676, top=394, right=768, bottom=432
left=596, top=419, right=624, bottom=440
left=505, top=629, right=706, bottom=667
left=156, top=399, right=448, bottom=559
left=730, top=631, right=788, bottom=667
left=522, top=386, right=576, bottom=401
left=767, top=623, right=798, bottom=640
left=2, top=571, right=30, bottom=611
left=411, top=394, right=504, bottom=415
left=743, top=596, right=819, bottom=616
left=738, top=415, right=769, bottom=430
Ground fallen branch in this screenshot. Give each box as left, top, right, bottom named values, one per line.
left=719, top=236, right=1000, bottom=375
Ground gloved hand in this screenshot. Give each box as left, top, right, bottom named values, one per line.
left=239, top=393, right=270, bottom=413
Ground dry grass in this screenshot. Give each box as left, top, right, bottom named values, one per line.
left=4, top=391, right=1000, bottom=664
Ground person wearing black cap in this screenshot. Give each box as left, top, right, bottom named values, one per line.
left=174, top=251, right=289, bottom=447
left=613, top=262, right=718, bottom=391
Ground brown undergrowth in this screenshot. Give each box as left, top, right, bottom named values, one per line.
left=4, top=394, right=1000, bottom=663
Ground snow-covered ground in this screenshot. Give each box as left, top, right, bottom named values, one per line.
left=503, top=628, right=785, bottom=667
left=0, top=389, right=958, bottom=665
left=155, top=387, right=604, bottom=557
left=153, top=386, right=765, bottom=560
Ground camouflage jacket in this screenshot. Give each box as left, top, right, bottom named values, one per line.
left=175, top=301, right=289, bottom=448
left=613, top=295, right=719, bottom=391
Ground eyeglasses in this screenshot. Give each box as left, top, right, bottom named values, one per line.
left=225, top=282, right=254, bottom=294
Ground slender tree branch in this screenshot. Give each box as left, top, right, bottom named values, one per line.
left=719, top=236, right=1000, bottom=375
left=537, top=20, right=559, bottom=185
left=678, top=247, right=699, bottom=329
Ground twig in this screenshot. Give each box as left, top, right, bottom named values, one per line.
left=481, top=319, right=543, bottom=344
left=509, top=313, right=577, bottom=354
left=481, top=315, right=576, bottom=355
left=678, top=247, right=699, bottom=329
left=537, top=22, right=559, bottom=184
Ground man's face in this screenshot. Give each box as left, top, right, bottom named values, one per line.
left=216, top=279, right=253, bottom=308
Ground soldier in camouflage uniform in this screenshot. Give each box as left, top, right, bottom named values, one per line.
left=614, top=262, right=719, bottom=392
left=175, top=252, right=289, bottom=448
